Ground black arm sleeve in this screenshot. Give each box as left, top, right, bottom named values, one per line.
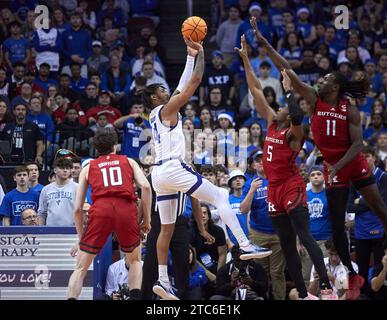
left=285, top=90, right=304, bottom=126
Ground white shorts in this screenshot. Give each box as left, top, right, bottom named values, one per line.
left=151, top=159, right=203, bottom=224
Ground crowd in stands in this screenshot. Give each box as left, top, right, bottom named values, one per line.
left=0, top=0, right=387, bottom=300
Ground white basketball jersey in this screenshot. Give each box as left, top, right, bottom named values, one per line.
left=36, top=28, right=60, bottom=71
left=149, top=105, right=185, bottom=163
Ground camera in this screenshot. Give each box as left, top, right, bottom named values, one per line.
left=112, top=283, right=131, bottom=300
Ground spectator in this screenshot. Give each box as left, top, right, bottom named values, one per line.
left=199, top=51, right=236, bottom=107
left=0, top=67, right=10, bottom=98
left=37, top=158, right=77, bottom=226
left=183, top=102, right=200, bottom=128
left=193, top=131, right=214, bottom=166
left=374, top=18, right=387, bottom=57
left=11, top=81, right=32, bottom=109
left=186, top=244, right=207, bottom=300
left=69, top=62, right=90, bottom=94
left=3, top=21, right=31, bottom=71
left=364, top=113, right=387, bottom=146
left=250, top=45, right=280, bottom=80
left=105, top=257, right=130, bottom=299
left=11, top=0, right=36, bottom=23
left=377, top=132, right=387, bottom=162
left=199, top=106, right=215, bottom=130
left=294, top=48, right=326, bottom=85
left=52, top=7, right=71, bottom=35
left=76, top=0, right=97, bottom=31
left=348, top=147, right=386, bottom=296
left=301, top=166, right=332, bottom=284
left=26, top=162, right=44, bottom=194
left=87, top=41, right=109, bottom=74
left=258, top=62, right=283, bottom=103
left=101, top=0, right=130, bottom=21
left=147, top=34, right=166, bottom=65
left=344, top=46, right=365, bottom=70
left=207, top=86, right=234, bottom=120
left=62, top=12, right=92, bottom=78
left=279, top=32, right=302, bottom=69
left=21, top=208, right=38, bottom=226
left=370, top=248, right=387, bottom=300
left=211, top=244, right=269, bottom=300
left=1, top=103, right=43, bottom=164
left=33, top=19, right=63, bottom=74
left=0, top=165, right=39, bottom=226
left=97, top=0, right=127, bottom=28
left=89, top=112, right=114, bottom=134
left=133, top=61, right=170, bottom=95
left=114, top=100, right=150, bottom=160
left=85, top=90, right=122, bottom=125
left=74, top=82, right=99, bottom=113
left=234, top=126, right=255, bottom=169
left=33, top=63, right=58, bottom=93
left=58, top=73, right=80, bottom=103
left=215, top=113, right=236, bottom=164
left=0, top=99, right=13, bottom=133
left=248, top=122, right=264, bottom=150
left=365, top=58, right=383, bottom=94
left=216, top=5, right=243, bottom=67
left=27, top=96, right=54, bottom=148
left=337, top=29, right=371, bottom=65
left=240, top=149, right=286, bottom=300
left=71, top=156, right=82, bottom=183
left=101, top=54, right=132, bottom=110
left=131, top=47, right=165, bottom=79
left=130, top=0, right=160, bottom=27
left=296, top=7, right=316, bottom=46
left=320, top=25, right=342, bottom=62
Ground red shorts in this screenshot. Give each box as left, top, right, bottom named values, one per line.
left=79, top=197, right=140, bottom=254
left=323, top=153, right=373, bottom=189
left=267, top=176, right=307, bottom=217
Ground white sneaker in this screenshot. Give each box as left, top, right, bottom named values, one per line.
left=240, top=243, right=272, bottom=260
left=152, top=281, right=179, bottom=300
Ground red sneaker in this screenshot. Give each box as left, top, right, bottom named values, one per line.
left=346, top=274, right=365, bottom=300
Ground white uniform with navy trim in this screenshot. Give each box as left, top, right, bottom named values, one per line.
left=149, top=105, right=202, bottom=224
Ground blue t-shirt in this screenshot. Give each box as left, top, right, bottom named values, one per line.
left=121, top=118, right=151, bottom=159
left=307, top=189, right=332, bottom=241
left=296, top=21, right=312, bottom=39
left=31, top=183, right=44, bottom=195
left=242, top=175, right=275, bottom=234
left=227, top=194, right=249, bottom=245
left=0, top=188, right=39, bottom=225
left=3, top=37, right=30, bottom=64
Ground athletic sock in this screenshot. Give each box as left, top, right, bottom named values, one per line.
left=158, top=265, right=170, bottom=286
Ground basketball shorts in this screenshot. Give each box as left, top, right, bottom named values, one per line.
left=267, top=176, right=307, bottom=217
left=151, top=159, right=202, bottom=224
left=79, top=197, right=140, bottom=254
left=323, top=153, right=374, bottom=189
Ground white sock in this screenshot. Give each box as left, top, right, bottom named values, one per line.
left=158, top=265, right=169, bottom=286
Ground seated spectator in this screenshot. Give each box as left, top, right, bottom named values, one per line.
left=26, top=162, right=44, bottom=194
left=69, top=62, right=90, bottom=94
left=98, top=0, right=127, bottom=28
left=147, top=34, right=166, bottom=65
left=3, top=21, right=31, bottom=71
left=131, top=61, right=170, bottom=94
left=1, top=103, right=43, bottom=164
left=85, top=90, right=122, bottom=125
left=105, top=257, right=130, bottom=300
left=215, top=6, right=243, bottom=67
left=250, top=45, right=280, bottom=80
left=0, top=67, right=10, bottom=98
left=33, top=19, right=63, bottom=74
left=374, top=18, right=387, bottom=57
left=193, top=131, right=214, bottom=166
left=73, top=82, right=99, bottom=113
left=206, top=86, right=234, bottom=120
left=52, top=93, right=87, bottom=126
left=215, top=113, right=236, bottom=164
left=21, top=208, right=38, bottom=226
left=199, top=51, right=236, bottom=107
left=258, top=62, right=283, bottom=103
left=27, top=96, right=54, bottom=147
left=52, top=7, right=71, bottom=35
left=11, top=0, right=36, bottom=23
left=365, top=58, right=383, bottom=94
left=199, top=106, right=215, bottom=130
left=130, top=0, right=160, bottom=27
left=370, top=247, right=387, bottom=300
left=0, top=165, right=39, bottom=226
left=55, top=107, right=90, bottom=155
left=279, top=32, right=302, bottom=69
left=364, top=113, right=387, bottom=146
left=126, top=76, right=147, bottom=115
left=113, top=99, right=150, bottom=160
left=76, top=0, right=97, bottom=31
left=289, top=240, right=358, bottom=300
left=87, top=41, right=109, bottom=74
left=296, top=7, right=316, bottom=46
left=33, top=63, right=58, bottom=94
left=58, top=73, right=80, bottom=103
left=131, top=47, right=165, bottom=79
left=186, top=244, right=207, bottom=300
left=9, top=62, right=25, bottom=92
left=294, top=48, right=326, bottom=86
left=38, top=158, right=77, bottom=226
left=234, top=126, right=255, bottom=169
left=62, top=12, right=92, bottom=78
left=183, top=102, right=200, bottom=128
left=344, top=46, right=365, bottom=70
left=89, top=112, right=115, bottom=134
left=190, top=203, right=228, bottom=296
left=101, top=0, right=130, bottom=21
left=101, top=54, right=132, bottom=110
left=337, top=29, right=371, bottom=65
left=0, top=99, right=13, bottom=134
left=211, top=244, right=269, bottom=300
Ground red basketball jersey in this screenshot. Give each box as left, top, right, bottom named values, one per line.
left=88, top=154, right=137, bottom=203
left=311, top=97, right=351, bottom=164
left=263, top=122, right=303, bottom=186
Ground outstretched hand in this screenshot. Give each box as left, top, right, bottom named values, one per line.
left=281, top=69, right=292, bottom=91
left=184, top=37, right=203, bottom=53
left=234, top=34, right=248, bottom=59
left=250, top=16, right=267, bottom=43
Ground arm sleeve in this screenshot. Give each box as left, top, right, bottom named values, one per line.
left=284, top=90, right=304, bottom=125
left=176, top=55, right=195, bottom=92
left=0, top=194, right=11, bottom=218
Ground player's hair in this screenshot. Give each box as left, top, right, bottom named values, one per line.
left=53, top=158, right=73, bottom=169
left=332, top=71, right=370, bottom=99
left=93, top=129, right=118, bottom=155
left=142, top=83, right=164, bottom=109
left=363, top=146, right=376, bottom=157
left=14, top=165, right=29, bottom=176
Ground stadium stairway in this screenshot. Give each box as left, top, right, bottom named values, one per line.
left=158, top=0, right=217, bottom=89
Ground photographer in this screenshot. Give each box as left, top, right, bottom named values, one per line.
left=114, top=99, right=150, bottom=160
left=211, top=245, right=269, bottom=300
left=105, top=257, right=130, bottom=300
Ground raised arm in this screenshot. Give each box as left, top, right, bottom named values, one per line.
left=250, top=17, right=317, bottom=110
left=160, top=39, right=204, bottom=124
left=235, top=34, right=275, bottom=125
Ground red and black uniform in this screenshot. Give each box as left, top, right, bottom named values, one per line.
left=263, top=122, right=306, bottom=216
left=80, top=154, right=140, bottom=254
left=311, top=97, right=372, bottom=188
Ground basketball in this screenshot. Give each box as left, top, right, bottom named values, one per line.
left=181, top=16, right=207, bottom=42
